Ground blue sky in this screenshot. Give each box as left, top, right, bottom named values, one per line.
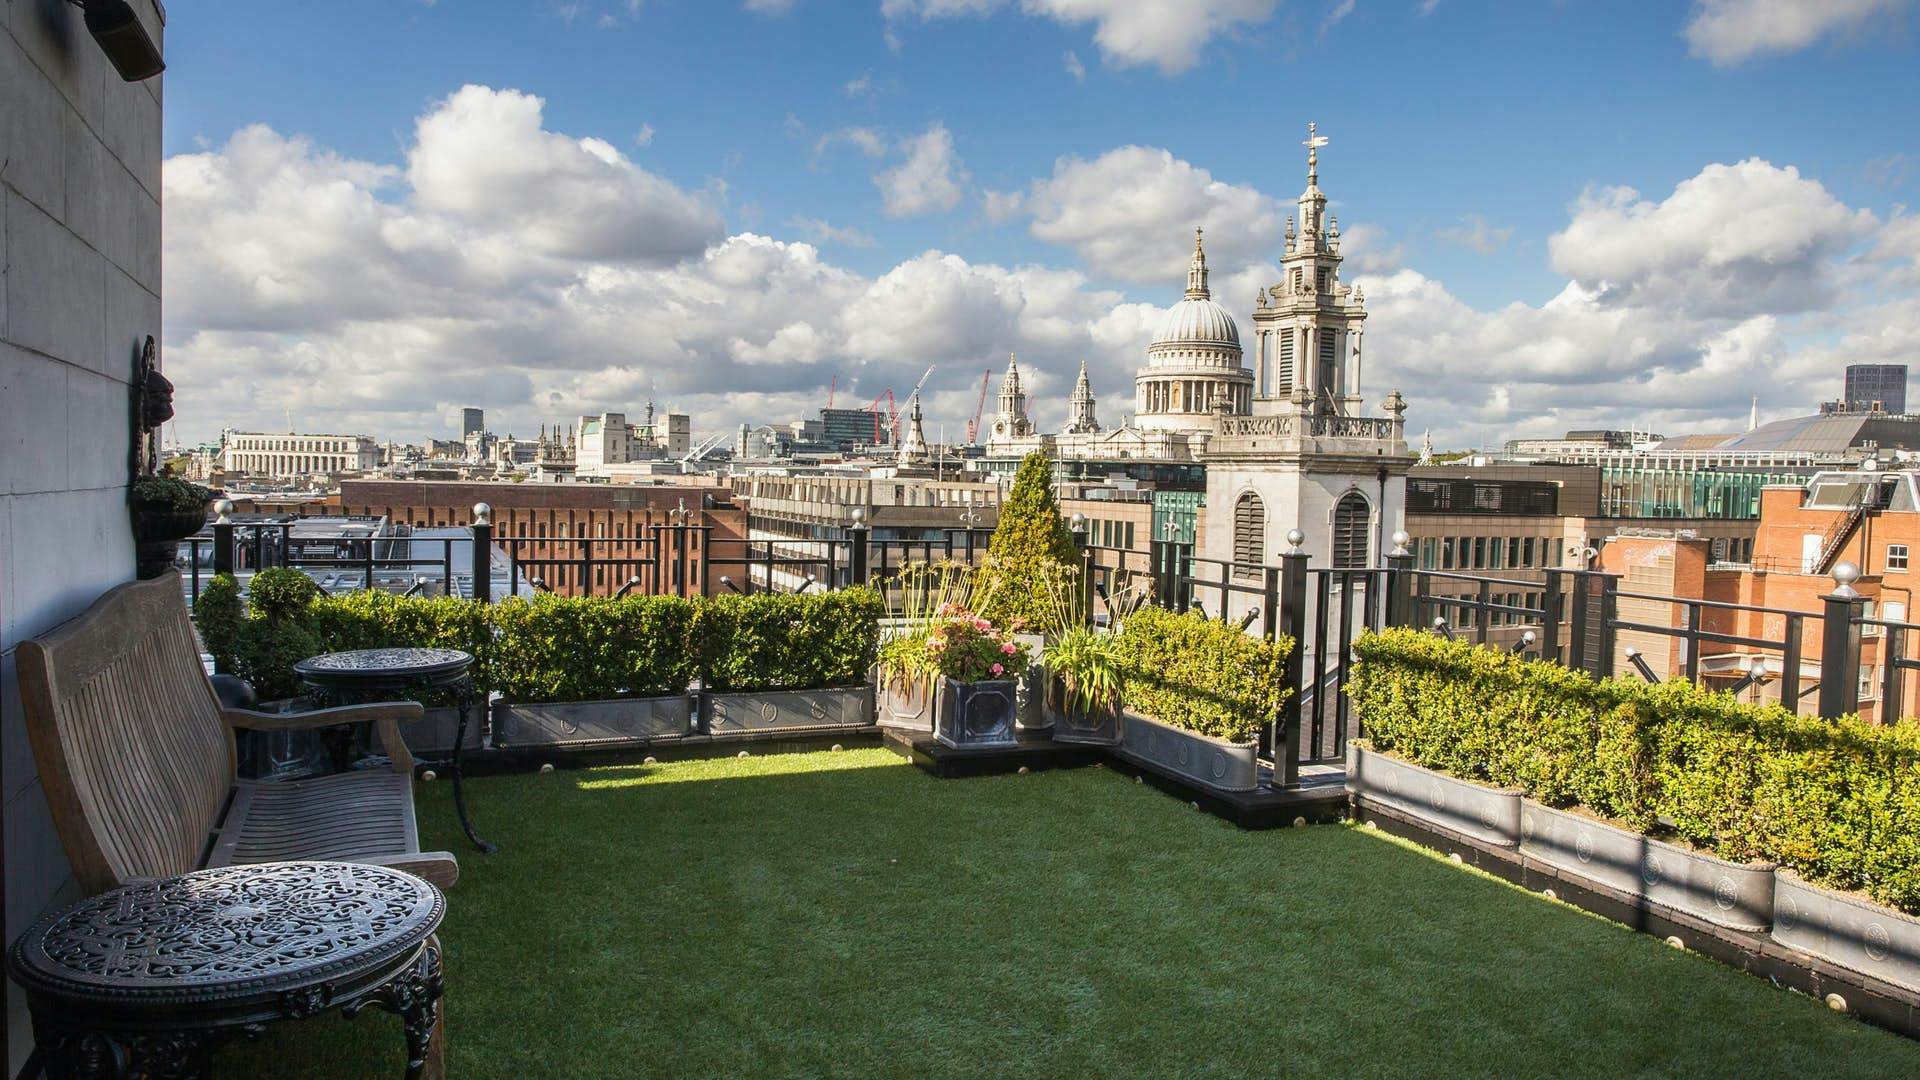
left=160, top=1, right=1920, bottom=447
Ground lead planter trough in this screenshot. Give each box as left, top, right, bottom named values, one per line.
left=1519, top=800, right=1775, bottom=930
left=699, top=685, right=874, bottom=735
left=1520, top=800, right=1648, bottom=899
left=399, top=702, right=486, bottom=757
left=1348, top=743, right=1522, bottom=848
left=1117, top=710, right=1257, bottom=794
left=1013, top=633, right=1049, bottom=732
left=1045, top=684, right=1122, bottom=747
left=1773, top=870, right=1920, bottom=992
left=491, top=694, right=693, bottom=750
left=934, top=678, right=1017, bottom=749
left=875, top=670, right=936, bottom=732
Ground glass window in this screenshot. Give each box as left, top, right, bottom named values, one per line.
left=1473, top=537, right=1487, bottom=569
left=1522, top=537, right=1536, bottom=567
left=1442, top=538, right=1455, bottom=569
left=1489, top=539, right=1505, bottom=570
left=1890, top=544, right=1909, bottom=572
left=1422, top=537, right=1437, bottom=569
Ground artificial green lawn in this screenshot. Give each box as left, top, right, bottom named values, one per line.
left=220, top=748, right=1920, bottom=1078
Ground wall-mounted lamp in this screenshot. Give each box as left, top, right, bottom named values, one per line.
left=70, top=0, right=165, bottom=81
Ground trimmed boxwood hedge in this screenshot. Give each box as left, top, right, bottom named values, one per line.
left=194, top=579, right=879, bottom=704
left=1349, top=627, right=1920, bottom=914
left=694, top=588, right=883, bottom=692
left=1113, top=606, right=1291, bottom=743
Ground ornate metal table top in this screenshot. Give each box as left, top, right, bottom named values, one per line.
left=294, top=648, right=473, bottom=687
left=7, top=862, right=444, bottom=1007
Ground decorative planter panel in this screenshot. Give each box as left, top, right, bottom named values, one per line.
left=1348, top=744, right=1522, bottom=848
left=1014, top=633, right=1049, bottom=732
left=1117, top=710, right=1257, bottom=794
left=934, top=678, right=1018, bottom=749
left=1520, top=800, right=1648, bottom=899
left=491, top=695, right=693, bottom=750
left=399, top=703, right=486, bottom=757
left=1640, top=836, right=1776, bottom=934
left=699, top=685, right=874, bottom=735
left=875, top=672, right=936, bottom=732
left=1773, top=871, right=1920, bottom=993
left=1046, top=686, right=1122, bottom=747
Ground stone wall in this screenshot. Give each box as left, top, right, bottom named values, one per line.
left=2, top=1, right=164, bottom=1069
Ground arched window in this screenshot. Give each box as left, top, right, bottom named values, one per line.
left=1232, top=491, right=1265, bottom=580
left=1332, top=492, right=1370, bottom=568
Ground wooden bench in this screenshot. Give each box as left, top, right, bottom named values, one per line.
left=17, top=571, right=459, bottom=896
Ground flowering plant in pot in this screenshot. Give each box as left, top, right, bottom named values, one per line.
left=925, top=605, right=1030, bottom=749
left=875, top=561, right=977, bottom=729
left=1036, top=570, right=1141, bottom=745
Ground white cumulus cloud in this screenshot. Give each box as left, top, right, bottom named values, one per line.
left=1682, top=0, right=1910, bottom=66
left=876, top=123, right=969, bottom=217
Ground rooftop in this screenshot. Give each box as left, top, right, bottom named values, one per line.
left=217, top=750, right=1920, bottom=1077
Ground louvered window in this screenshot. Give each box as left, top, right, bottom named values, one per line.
left=1233, top=492, right=1266, bottom=580
left=1319, top=330, right=1339, bottom=393
left=1275, top=333, right=1295, bottom=392
left=1332, top=492, right=1370, bottom=568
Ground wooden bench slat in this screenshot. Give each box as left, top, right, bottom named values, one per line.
left=17, top=573, right=458, bottom=896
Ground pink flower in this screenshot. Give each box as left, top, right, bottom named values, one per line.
left=972, top=617, right=990, bottom=632
left=991, top=663, right=1004, bottom=676
left=1001, top=641, right=1017, bottom=655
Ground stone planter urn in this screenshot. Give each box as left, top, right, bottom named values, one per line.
left=934, top=678, right=1018, bottom=749
left=130, top=504, right=207, bottom=580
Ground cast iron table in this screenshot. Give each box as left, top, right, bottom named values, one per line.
left=294, top=647, right=496, bottom=854
left=7, top=862, right=445, bottom=1079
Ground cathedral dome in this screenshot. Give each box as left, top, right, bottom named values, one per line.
left=1151, top=296, right=1240, bottom=350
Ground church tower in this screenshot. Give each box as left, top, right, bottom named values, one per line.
left=1249, top=122, right=1369, bottom=418
left=989, top=353, right=1035, bottom=442
left=1063, top=359, right=1101, bottom=434
left=897, top=390, right=930, bottom=465
left=1199, top=123, right=1412, bottom=628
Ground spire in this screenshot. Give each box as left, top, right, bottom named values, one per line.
left=1065, top=358, right=1101, bottom=434
left=1185, top=227, right=1210, bottom=299
left=897, top=390, right=930, bottom=464
left=1004, top=351, right=1021, bottom=393
left=1303, top=121, right=1327, bottom=188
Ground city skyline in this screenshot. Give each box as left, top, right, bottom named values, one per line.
left=160, top=1, right=1920, bottom=448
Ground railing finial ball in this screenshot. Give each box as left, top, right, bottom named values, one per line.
left=1390, top=530, right=1410, bottom=556
left=1286, top=529, right=1306, bottom=549
left=1833, top=561, right=1861, bottom=586
left=213, top=498, right=234, bottom=525
left=1070, top=512, right=1086, bottom=532
left=472, top=502, right=492, bottom=526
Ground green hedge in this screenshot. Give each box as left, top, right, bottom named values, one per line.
left=694, top=588, right=883, bottom=692
left=1113, top=606, right=1291, bottom=743
left=193, top=578, right=877, bottom=705
left=1349, top=627, right=1920, bottom=914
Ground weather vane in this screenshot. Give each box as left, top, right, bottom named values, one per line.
left=1304, top=121, right=1328, bottom=182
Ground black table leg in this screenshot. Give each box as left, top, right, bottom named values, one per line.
left=345, top=941, right=446, bottom=1080
left=449, top=681, right=497, bottom=854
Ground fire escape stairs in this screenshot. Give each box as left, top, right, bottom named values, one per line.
left=1814, top=495, right=1872, bottom=575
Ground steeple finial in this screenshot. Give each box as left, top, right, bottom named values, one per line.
left=1303, top=121, right=1328, bottom=186
left=1185, top=227, right=1210, bottom=299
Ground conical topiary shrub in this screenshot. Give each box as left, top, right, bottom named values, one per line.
left=977, top=452, right=1080, bottom=629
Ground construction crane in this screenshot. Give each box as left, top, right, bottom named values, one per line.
left=680, top=431, right=728, bottom=465
left=826, top=375, right=836, bottom=411
left=910, top=364, right=936, bottom=399
left=866, top=390, right=896, bottom=445
left=966, top=369, right=991, bottom=444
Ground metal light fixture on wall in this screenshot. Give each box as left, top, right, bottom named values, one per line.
left=71, top=0, right=166, bottom=82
